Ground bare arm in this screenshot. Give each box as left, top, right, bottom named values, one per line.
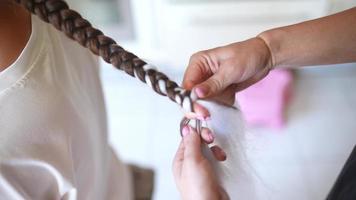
left=0, top=1, right=31, bottom=72
left=178, top=9, right=356, bottom=198
left=183, top=7, right=356, bottom=117
left=259, top=7, right=356, bottom=68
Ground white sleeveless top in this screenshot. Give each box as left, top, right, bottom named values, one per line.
left=0, top=16, right=132, bottom=200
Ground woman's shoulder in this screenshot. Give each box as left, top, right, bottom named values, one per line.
left=0, top=3, right=31, bottom=72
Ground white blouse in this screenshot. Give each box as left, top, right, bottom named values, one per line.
left=0, top=15, right=132, bottom=200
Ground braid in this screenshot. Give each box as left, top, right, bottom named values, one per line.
left=14, top=0, right=196, bottom=112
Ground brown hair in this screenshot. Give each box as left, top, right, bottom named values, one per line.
left=14, top=0, right=195, bottom=112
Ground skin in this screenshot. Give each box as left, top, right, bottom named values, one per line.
left=175, top=7, right=356, bottom=200
left=0, top=1, right=226, bottom=197
left=1, top=2, right=354, bottom=200
left=0, top=1, right=31, bottom=72
left=173, top=126, right=229, bottom=200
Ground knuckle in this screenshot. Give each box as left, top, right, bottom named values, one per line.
left=190, top=51, right=206, bottom=61
left=209, top=77, right=223, bottom=91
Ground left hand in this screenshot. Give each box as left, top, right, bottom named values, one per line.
left=182, top=38, right=273, bottom=120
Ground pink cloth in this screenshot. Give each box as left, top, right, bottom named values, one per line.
left=236, top=70, right=293, bottom=129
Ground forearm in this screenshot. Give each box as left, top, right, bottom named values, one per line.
left=258, top=7, right=356, bottom=68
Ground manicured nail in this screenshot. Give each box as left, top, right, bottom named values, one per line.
left=197, top=115, right=211, bottom=121
left=182, top=126, right=190, bottom=137
left=219, top=148, right=227, bottom=160
left=185, top=112, right=198, bottom=119
left=221, top=152, right=227, bottom=160
left=208, top=131, right=215, bottom=142
left=197, top=115, right=206, bottom=121
left=211, top=146, right=227, bottom=161
left=194, top=87, right=206, bottom=98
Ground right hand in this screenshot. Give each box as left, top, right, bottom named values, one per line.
left=173, top=126, right=229, bottom=200
left=183, top=37, right=273, bottom=119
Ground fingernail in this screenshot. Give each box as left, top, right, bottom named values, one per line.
left=197, top=115, right=206, bottom=121
left=222, top=153, right=227, bottom=160
left=197, top=114, right=211, bottom=121
left=220, top=150, right=227, bottom=160
left=185, top=112, right=198, bottom=119
left=208, top=131, right=215, bottom=142
left=194, top=87, right=206, bottom=98
left=182, top=126, right=190, bottom=137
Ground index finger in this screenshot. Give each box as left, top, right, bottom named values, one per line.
left=182, top=53, right=213, bottom=90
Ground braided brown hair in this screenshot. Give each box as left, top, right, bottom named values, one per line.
left=14, top=0, right=196, bottom=112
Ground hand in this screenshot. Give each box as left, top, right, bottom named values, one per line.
left=183, top=37, right=272, bottom=119
left=173, top=126, right=229, bottom=200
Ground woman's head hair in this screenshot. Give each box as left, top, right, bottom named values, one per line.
left=13, top=0, right=196, bottom=113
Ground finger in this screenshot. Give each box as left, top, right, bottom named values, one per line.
left=193, top=103, right=210, bottom=120
left=172, top=140, right=185, bottom=179
left=201, top=128, right=215, bottom=144
left=210, top=145, right=227, bottom=161
left=193, top=69, right=232, bottom=99
left=182, top=126, right=202, bottom=160
left=183, top=53, right=213, bottom=90
left=184, top=102, right=210, bottom=120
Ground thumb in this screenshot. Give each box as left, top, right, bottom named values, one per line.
left=182, top=126, right=202, bottom=160
left=193, top=70, right=231, bottom=98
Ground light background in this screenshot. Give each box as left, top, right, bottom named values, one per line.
left=68, top=1, right=356, bottom=199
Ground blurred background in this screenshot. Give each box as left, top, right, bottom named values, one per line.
left=67, top=0, right=356, bottom=199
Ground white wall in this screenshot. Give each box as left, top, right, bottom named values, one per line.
left=130, top=0, right=329, bottom=68
left=101, top=1, right=356, bottom=200
left=64, top=0, right=356, bottom=199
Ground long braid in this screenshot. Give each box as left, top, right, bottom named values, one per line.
left=14, top=0, right=196, bottom=112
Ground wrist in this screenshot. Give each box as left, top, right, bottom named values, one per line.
left=254, top=36, right=274, bottom=71
left=257, top=28, right=285, bottom=69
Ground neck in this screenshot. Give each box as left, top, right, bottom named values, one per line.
left=0, top=3, right=31, bottom=72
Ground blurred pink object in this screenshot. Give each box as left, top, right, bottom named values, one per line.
left=236, top=69, right=293, bottom=129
